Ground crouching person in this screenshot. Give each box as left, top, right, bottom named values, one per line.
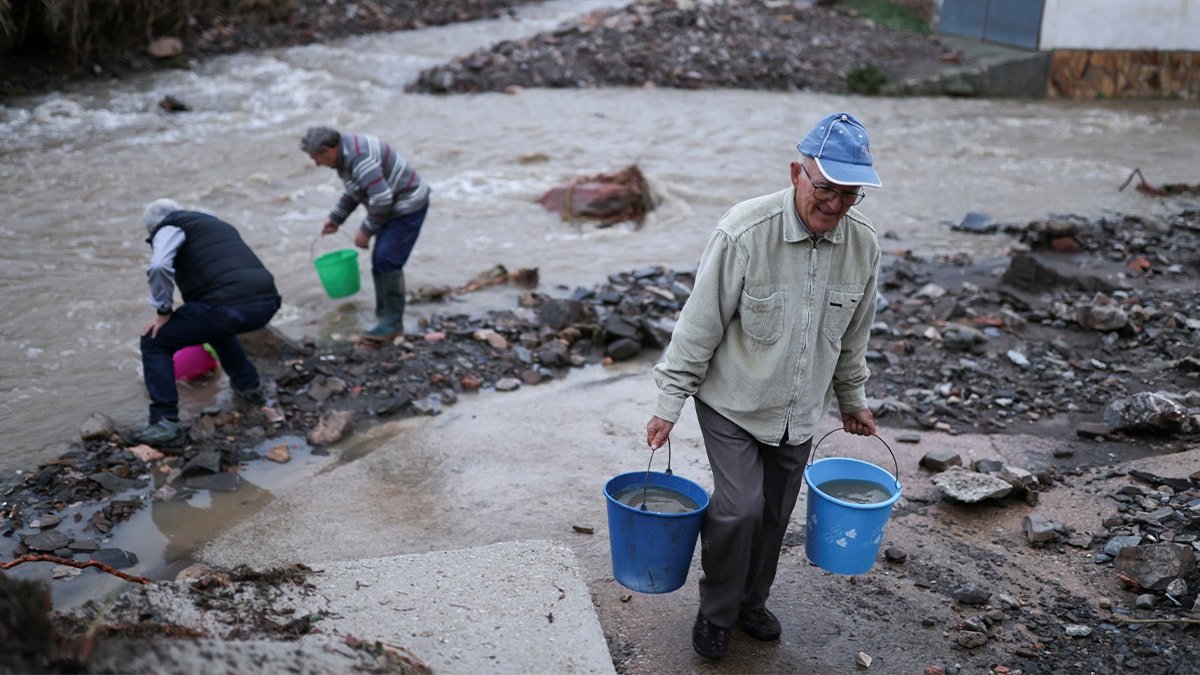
left=128, top=199, right=281, bottom=446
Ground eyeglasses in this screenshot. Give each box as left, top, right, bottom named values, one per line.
left=799, top=164, right=866, bottom=206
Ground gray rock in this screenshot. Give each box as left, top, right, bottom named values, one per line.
left=80, top=411, right=118, bottom=441
left=182, top=449, right=221, bottom=475
left=1104, top=535, right=1144, bottom=557
left=1075, top=422, right=1110, bottom=440
left=1023, top=513, right=1060, bottom=544
left=538, top=299, right=584, bottom=330
left=535, top=340, right=570, bottom=367
left=494, top=378, right=521, bottom=392
left=932, top=468, right=1013, bottom=503
left=1114, top=543, right=1196, bottom=591
left=941, top=324, right=987, bottom=353
left=30, top=514, right=61, bottom=529
left=955, top=630, right=988, bottom=649
left=954, top=211, right=996, bottom=234
left=895, top=432, right=921, bottom=444
left=994, top=593, right=1020, bottom=610
left=1103, top=391, right=1188, bottom=433
left=88, top=472, right=141, bottom=493
left=603, top=314, right=643, bottom=342
left=1064, top=624, right=1092, bottom=638
left=90, top=548, right=139, bottom=569
left=22, top=530, right=69, bottom=552
left=606, top=337, right=641, bottom=361
left=1006, top=350, right=1030, bottom=368
left=952, top=583, right=991, bottom=606
left=1165, top=577, right=1188, bottom=598
left=307, top=409, right=356, bottom=445
left=972, top=459, right=1003, bottom=474
left=1135, top=593, right=1156, bottom=609
left=919, top=449, right=962, bottom=472
left=1001, top=466, right=1039, bottom=492
left=1076, top=292, right=1128, bottom=331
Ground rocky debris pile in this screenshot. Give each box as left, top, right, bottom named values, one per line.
left=186, top=0, right=528, bottom=57
left=409, top=0, right=953, bottom=94
left=890, top=447, right=1199, bottom=673
left=866, top=208, right=1200, bottom=442
left=0, top=266, right=693, bottom=571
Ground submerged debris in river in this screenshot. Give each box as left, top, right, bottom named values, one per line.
left=538, top=165, right=656, bottom=228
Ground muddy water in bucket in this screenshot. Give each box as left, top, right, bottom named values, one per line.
left=611, top=484, right=700, bottom=513
left=816, top=478, right=892, bottom=505
left=604, top=441, right=709, bottom=594
left=803, top=430, right=902, bottom=576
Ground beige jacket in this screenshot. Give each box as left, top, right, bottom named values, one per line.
left=653, top=187, right=880, bottom=446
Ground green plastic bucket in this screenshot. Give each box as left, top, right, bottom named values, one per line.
left=313, top=248, right=360, bottom=298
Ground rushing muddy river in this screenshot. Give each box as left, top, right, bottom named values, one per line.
left=1, top=0, right=1197, bottom=473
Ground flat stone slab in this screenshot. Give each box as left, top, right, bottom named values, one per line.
left=932, top=467, right=1014, bottom=502
left=299, top=539, right=614, bottom=674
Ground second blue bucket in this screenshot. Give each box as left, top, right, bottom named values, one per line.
left=605, top=469, right=709, bottom=594
left=803, top=431, right=902, bottom=576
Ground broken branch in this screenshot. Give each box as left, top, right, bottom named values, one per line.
left=0, top=554, right=152, bottom=584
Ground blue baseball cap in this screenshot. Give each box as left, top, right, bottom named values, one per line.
left=796, top=112, right=881, bottom=187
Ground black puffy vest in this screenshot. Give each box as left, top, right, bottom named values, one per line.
left=148, top=211, right=278, bottom=304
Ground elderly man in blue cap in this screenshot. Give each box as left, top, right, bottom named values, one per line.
left=646, top=112, right=882, bottom=659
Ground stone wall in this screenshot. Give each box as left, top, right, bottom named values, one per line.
left=1047, top=50, right=1200, bottom=100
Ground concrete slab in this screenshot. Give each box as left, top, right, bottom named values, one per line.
left=81, top=539, right=616, bottom=674
left=293, top=540, right=615, bottom=674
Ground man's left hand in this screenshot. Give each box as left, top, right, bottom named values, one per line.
left=143, top=313, right=171, bottom=339
left=354, top=229, right=370, bottom=249
left=841, top=408, right=876, bottom=437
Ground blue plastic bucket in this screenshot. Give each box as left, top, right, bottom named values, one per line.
left=604, top=470, right=709, bottom=594
left=803, top=432, right=902, bottom=576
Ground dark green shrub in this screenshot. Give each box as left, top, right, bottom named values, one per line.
left=846, top=63, right=888, bottom=95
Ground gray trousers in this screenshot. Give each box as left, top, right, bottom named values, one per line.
left=695, top=399, right=812, bottom=628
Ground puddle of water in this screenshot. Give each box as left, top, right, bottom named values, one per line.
left=4, top=435, right=336, bottom=610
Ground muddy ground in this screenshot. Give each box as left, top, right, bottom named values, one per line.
left=3, top=1, right=1199, bottom=672
left=3, top=207, right=1198, bottom=673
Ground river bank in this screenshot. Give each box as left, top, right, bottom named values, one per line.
left=2, top=1, right=1199, bottom=672
left=0, top=0, right=538, bottom=100
left=3, top=206, right=1198, bottom=672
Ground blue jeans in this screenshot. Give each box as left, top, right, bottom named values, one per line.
left=372, top=204, right=428, bottom=275
left=140, top=296, right=281, bottom=423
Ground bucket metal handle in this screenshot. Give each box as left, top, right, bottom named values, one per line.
left=809, top=428, right=901, bottom=491
left=639, top=438, right=673, bottom=511
left=309, top=230, right=357, bottom=263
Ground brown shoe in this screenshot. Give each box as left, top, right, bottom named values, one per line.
left=692, top=611, right=731, bottom=659
left=738, top=606, right=781, bottom=641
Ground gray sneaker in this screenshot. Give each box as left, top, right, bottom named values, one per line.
left=126, top=419, right=184, bottom=446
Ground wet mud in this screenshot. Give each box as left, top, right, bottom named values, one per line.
left=4, top=207, right=1198, bottom=673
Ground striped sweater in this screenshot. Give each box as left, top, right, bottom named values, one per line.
left=329, top=132, right=430, bottom=234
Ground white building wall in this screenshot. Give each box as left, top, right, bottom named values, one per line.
left=1040, top=0, right=1200, bottom=50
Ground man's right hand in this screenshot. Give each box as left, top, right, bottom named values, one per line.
left=321, top=218, right=339, bottom=235
left=646, top=416, right=674, bottom=450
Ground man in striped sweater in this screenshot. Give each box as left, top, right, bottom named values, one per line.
left=300, top=127, right=431, bottom=342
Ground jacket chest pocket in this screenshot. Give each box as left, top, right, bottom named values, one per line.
left=822, top=289, right=863, bottom=343
left=739, top=289, right=785, bottom=345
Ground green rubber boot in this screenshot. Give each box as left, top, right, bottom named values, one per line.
left=363, top=270, right=406, bottom=343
